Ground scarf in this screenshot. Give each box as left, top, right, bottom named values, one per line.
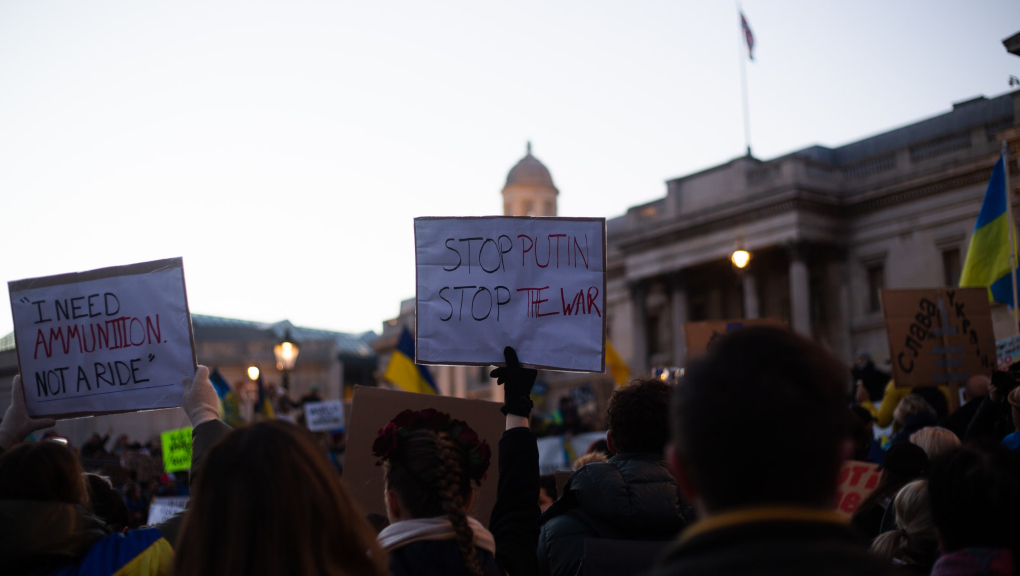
left=378, top=516, right=496, bottom=555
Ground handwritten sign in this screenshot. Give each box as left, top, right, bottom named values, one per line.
left=8, top=258, right=196, bottom=418
left=343, top=386, right=504, bottom=525
left=304, top=399, right=345, bottom=432
left=414, top=217, right=606, bottom=372
left=161, top=426, right=192, bottom=473
left=684, top=318, right=787, bottom=358
left=146, top=496, right=189, bottom=525
left=881, top=288, right=994, bottom=388
left=834, top=460, right=881, bottom=519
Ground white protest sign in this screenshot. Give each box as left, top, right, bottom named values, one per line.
left=8, top=258, right=196, bottom=419
left=304, top=399, right=345, bottom=432
left=415, top=217, right=606, bottom=372
left=146, top=496, right=189, bottom=525
left=996, top=334, right=1020, bottom=370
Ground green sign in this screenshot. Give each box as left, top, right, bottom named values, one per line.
left=161, top=427, right=192, bottom=473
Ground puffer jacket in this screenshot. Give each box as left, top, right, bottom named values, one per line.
left=536, top=453, right=690, bottom=576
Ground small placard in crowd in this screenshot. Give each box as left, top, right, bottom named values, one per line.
left=881, top=288, right=994, bottom=388
left=343, top=386, right=504, bottom=525
left=414, top=216, right=607, bottom=372
left=684, top=318, right=786, bottom=358
left=7, top=258, right=197, bottom=418
left=834, top=460, right=880, bottom=519
left=146, top=496, right=189, bottom=525
left=161, top=426, right=192, bottom=473
left=995, top=333, right=1020, bottom=370
left=304, top=399, right=345, bottom=432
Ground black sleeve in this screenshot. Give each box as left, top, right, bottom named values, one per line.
left=489, top=426, right=540, bottom=576
left=964, top=397, right=1006, bottom=445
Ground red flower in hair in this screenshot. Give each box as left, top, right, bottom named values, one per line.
left=372, top=422, right=401, bottom=464
left=372, top=408, right=492, bottom=486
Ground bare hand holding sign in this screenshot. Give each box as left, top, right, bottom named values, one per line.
left=414, top=217, right=606, bottom=372
left=8, top=258, right=197, bottom=419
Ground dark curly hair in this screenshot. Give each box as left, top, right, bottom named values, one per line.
left=607, top=379, right=671, bottom=455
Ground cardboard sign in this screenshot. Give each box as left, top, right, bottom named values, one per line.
left=554, top=470, right=572, bottom=500
left=414, top=216, right=607, bottom=372
left=161, top=426, right=192, bottom=473
left=304, top=399, right=345, bottom=432
left=996, top=334, right=1020, bottom=370
left=881, top=288, right=994, bottom=388
left=146, top=496, right=189, bottom=525
left=684, top=318, right=787, bottom=358
left=834, top=460, right=881, bottom=519
left=8, top=258, right=196, bottom=418
left=343, top=386, right=504, bottom=525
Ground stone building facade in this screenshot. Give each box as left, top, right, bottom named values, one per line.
left=606, top=90, right=1020, bottom=374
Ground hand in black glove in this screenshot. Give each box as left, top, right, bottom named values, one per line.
left=489, top=346, right=537, bottom=417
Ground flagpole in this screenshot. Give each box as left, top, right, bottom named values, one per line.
left=1004, top=139, right=1019, bottom=331
left=738, top=5, right=751, bottom=157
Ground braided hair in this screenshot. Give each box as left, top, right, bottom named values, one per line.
left=384, top=428, right=483, bottom=576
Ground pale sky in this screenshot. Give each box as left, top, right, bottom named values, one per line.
left=2, top=0, right=1018, bottom=337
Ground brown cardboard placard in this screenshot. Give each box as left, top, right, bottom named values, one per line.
left=881, top=288, right=994, bottom=389
left=684, top=318, right=787, bottom=359
left=833, top=460, right=881, bottom=519
left=343, top=386, right=505, bottom=525
left=554, top=470, right=572, bottom=501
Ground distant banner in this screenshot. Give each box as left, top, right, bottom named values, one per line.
left=834, top=460, right=880, bottom=519
left=415, top=216, right=606, bottom=372
left=304, top=400, right=345, bottom=432
left=161, top=426, right=192, bottom=473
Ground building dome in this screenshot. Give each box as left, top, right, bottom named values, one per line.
left=505, top=142, right=558, bottom=191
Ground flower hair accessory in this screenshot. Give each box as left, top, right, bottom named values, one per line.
left=372, top=408, right=492, bottom=485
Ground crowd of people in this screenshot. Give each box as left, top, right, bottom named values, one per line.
left=2, top=326, right=1020, bottom=575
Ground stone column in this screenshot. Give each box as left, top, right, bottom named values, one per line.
left=788, top=243, right=812, bottom=336
left=742, top=272, right=760, bottom=319
left=630, top=281, right=648, bottom=374
left=669, top=273, right=689, bottom=367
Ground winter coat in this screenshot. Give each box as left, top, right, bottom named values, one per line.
left=536, top=453, right=689, bottom=576
left=965, top=397, right=1015, bottom=446
left=930, top=547, right=1015, bottom=576
left=648, top=506, right=895, bottom=576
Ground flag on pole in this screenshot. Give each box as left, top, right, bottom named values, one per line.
left=383, top=327, right=438, bottom=394
left=209, top=368, right=244, bottom=426
left=606, top=339, right=630, bottom=386
left=740, top=11, right=755, bottom=60
left=254, top=374, right=276, bottom=419
left=959, top=155, right=1017, bottom=306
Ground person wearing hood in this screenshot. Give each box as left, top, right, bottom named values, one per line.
left=537, top=378, right=690, bottom=576
left=0, top=368, right=230, bottom=576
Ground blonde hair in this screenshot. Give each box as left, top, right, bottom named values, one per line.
left=894, top=394, right=936, bottom=426
left=572, top=451, right=609, bottom=471
left=871, top=480, right=937, bottom=566
left=909, top=426, right=960, bottom=460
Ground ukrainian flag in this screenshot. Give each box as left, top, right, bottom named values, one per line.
left=960, top=155, right=1017, bottom=306
left=606, top=339, right=630, bottom=386
left=384, top=327, right=438, bottom=394
left=210, top=368, right=245, bottom=427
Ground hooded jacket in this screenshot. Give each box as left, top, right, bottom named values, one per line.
left=536, top=453, right=689, bottom=576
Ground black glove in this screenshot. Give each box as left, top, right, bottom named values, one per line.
left=490, top=346, right=537, bottom=417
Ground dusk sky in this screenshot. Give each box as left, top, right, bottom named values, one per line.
left=2, top=0, right=1017, bottom=336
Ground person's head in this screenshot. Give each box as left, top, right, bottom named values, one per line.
left=606, top=379, right=670, bottom=456
left=870, top=480, right=937, bottom=566
left=856, top=350, right=873, bottom=369
left=964, top=375, right=990, bottom=402
left=928, top=445, right=1020, bottom=553
left=572, top=451, right=608, bottom=471
left=375, top=409, right=491, bottom=576
left=124, top=482, right=142, bottom=501
left=989, top=370, right=1017, bottom=403
left=848, top=406, right=874, bottom=461
left=893, top=394, right=936, bottom=427
left=855, top=442, right=929, bottom=521
left=84, top=473, right=129, bottom=532
left=538, top=474, right=557, bottom=513
left=670, top=326, right=848, bottom=513
left=585, top=438, right=609, bottom=457
left=909, top=426, right=960, bottom=460
left=0, top=440, right=88, bottom=506
left=174, top=420, right=386, bottom=576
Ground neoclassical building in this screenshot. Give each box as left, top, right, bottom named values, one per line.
left=606, top=90, right=1020, bottom=373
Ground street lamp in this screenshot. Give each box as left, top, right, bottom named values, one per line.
left=274, top=328, right=300, bottom=391
left=731, top=248, right=751, bottom=269
left=247, top=366, right=260, bottom=381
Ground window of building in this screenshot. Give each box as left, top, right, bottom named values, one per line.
left=942, top=248, right=962, bottom=287
left=867, top=264, right=885, bottom=313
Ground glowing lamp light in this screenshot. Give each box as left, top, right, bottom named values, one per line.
left=731, top=249, right=751, bottom=269
left=247, top=366, right=260, bottom=381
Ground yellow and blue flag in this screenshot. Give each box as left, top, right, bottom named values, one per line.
left=383, top=327, right=438, bottom=394
left=960, top=155, right=1017, bottom=306
left=210, top=368, right=245, bottom=427
left=606, top=339, right=630, bottom=386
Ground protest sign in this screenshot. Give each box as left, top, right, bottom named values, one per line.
left=996, top=333, right=1020, bottom=370
left=833, top=460, right=881, bottom=519
left=881, top=288, right=994, bottom=388
left=161, top=426, right=192, bottom=473
left=343, top=386, right=504, bottom=525
left=146, top=496, right=189, bottom=525
left=414, top=216, right=606, bottom=372
left=304, top=399, right=345, bottom=432
left=8, top=258, right=196, bottom=418
left=684, top=318, right=787, bottom=358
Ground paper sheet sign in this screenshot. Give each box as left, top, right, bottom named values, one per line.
left=343, top=386, right=504, bottom=525
left=161, top=426, right=192, bottom=473
left=834, top=460, right=881, bottom=519
left=304, top=399, right=345, bottom=432
left=684, top=318, right=787, bottom=358
left=147, top=496, right=189, bottom=525
left=8, top=258, right=196, bottom=418
left=996, top=334, right=1020, bottom=370
left=881, top=288, right=994, bottom=388
left=414, top=217, right=606, bottom=372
